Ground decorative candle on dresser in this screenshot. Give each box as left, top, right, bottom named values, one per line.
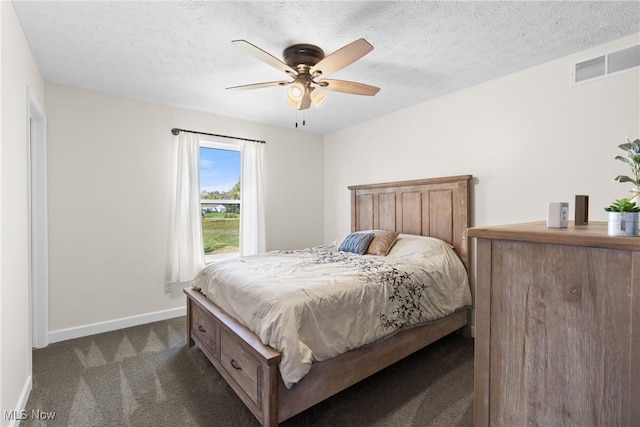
left=468, top=221, right=639, bottom=427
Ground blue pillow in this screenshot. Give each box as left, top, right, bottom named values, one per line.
left=339, top=232, right=375, bottom=255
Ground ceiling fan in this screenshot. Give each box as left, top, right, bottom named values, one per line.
left=226, top=38, right=380, bottom=110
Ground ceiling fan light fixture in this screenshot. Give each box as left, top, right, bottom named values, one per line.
left=310, top=88, right=327, bottom=106
left=287, top=81, right=305, bottom=103
left=300, top=90, right=312, bottom=110
left=286, top=96, right=300, bottom=110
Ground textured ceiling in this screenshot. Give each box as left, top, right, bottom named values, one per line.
left=12, top=1, right=640, bottom=134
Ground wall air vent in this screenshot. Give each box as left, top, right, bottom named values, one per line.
left=573, top=44, right=639, bottom=85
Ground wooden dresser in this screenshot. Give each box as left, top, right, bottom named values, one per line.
left=468, top=221, right=639, bottom=427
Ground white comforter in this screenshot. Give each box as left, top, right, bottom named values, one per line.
left=191, top=238, right=471, bottom=388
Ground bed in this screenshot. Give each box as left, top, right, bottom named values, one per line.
left=184, top=174, right=472, bottom=426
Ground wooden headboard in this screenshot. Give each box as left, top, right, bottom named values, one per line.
left=348, top=175, right=472, bottom=267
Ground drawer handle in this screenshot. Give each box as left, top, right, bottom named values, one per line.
left=230, top=359, right=242, bottom=371
left=198, top=325, right=206, bottom=333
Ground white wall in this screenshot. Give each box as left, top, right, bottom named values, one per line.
left=45, top=84, right=324, bottom=333
left=0, top=1, right=46, bottom=419
left=324, top=33, right=640, bottom=243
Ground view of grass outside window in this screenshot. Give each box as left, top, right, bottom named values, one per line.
left=200, top=144, right=241, bottom=255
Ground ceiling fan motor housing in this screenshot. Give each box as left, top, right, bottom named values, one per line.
left=283, top=44, right=325, bottom=72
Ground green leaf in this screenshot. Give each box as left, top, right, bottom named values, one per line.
left=615, top=175, right=636, bottom=183
left=619, top=142, right=634, bottom=150
left=615, top=156, right=635, bottom=166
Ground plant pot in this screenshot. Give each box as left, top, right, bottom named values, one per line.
left=608, top=211, right=639, bottom=236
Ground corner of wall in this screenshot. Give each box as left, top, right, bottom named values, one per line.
left=1, top=0, right=45, bottom=418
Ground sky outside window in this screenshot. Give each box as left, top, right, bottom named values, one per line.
left=199, top=147, right=241, bottom=193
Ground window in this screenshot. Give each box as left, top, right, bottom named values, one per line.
left=199, top=138, right=241, bottom=258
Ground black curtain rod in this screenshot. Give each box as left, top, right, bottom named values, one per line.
left=171, top=127, right=266, bottom=144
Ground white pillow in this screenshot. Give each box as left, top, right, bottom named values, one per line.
left=386, top=234, right=451, bottom=258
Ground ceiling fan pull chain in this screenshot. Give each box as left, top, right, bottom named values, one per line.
left=303, top=111, right=306, bottom=126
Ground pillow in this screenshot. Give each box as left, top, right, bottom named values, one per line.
left=386, top=234, right=450, bottom=258
left=366, top=230, right=400, bottom=256
left=339, top=232, right=375, bottom=255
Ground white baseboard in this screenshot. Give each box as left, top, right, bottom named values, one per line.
left=4, top=375, right=32, bottom=427
left=48, top=306, right=186, bottom=344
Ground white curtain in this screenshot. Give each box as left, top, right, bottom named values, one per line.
left=240, top=141, right=266, bottom=256
left=166, top=132, right=205, bottom=285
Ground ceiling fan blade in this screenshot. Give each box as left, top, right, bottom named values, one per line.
left=317, top=79, right=380, bottom=96
left=310, top=38, right=373, bottom=77
left=226, top=81, right=290, bottom=91
left=232, top=40, right=298, bottom=76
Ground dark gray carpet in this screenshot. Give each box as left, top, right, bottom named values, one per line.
left=24, top=317, right=473, bottom=426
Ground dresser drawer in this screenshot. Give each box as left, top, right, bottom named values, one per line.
left=190, top=302, right=219, bottom=359
left=221, top=329, right=261, bottom=408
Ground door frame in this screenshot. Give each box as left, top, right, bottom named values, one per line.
left=27, top=87, right=48, bottom=349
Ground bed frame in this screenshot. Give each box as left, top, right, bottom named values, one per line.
left=184, top=174, right=472, bottom=426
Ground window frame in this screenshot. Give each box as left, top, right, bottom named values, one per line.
left=198, top=136, right=242, bottom=263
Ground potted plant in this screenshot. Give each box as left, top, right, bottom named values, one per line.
left=605, top=198, right=640, bottom=236
left=614, top=137, right=640, bottom=201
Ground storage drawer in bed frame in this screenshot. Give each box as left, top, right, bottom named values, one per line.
left=220, top=329, right=263, bottom=411
left=190, top=301, right=219, bottom=361
left=186, top=287, right=281, bottom=426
